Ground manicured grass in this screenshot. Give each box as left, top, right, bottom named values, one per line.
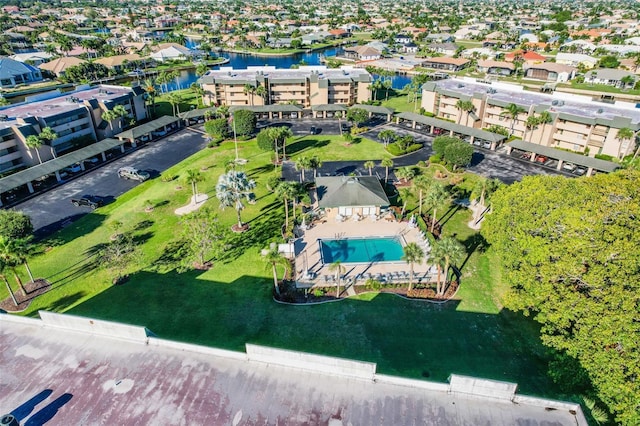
left=381, top=94, right=421, bottom=113
left=3, top=133, right=566, bottom=399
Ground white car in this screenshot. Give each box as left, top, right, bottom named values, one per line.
left=562, top=163, right=576, bottom=171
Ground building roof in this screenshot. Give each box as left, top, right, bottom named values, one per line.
left=0, top=313, right=586, bottom=425
left=228, top=104, right=303, bottom=113
left=507, top=139, right=619, bottom=172
left=316, top=176, right=390, bottom=208
left=586, top=68, right=636, bottom=81
left=94, top=54, right=144, bottom=68
left=397, top=112, right=508, bottom=143
left=0, top=138, right=123, bottom=194
left=423, top=57, right=470, bottom=66
left=0, top=57, right=39, bottom=79
left=177, top=107, right=217, bottom=120
left=525, top=63, right=576, bottom=73
left=310, top=104, right=348, bottom=112
left=38, top=56, right=86, bottom=75
left=201, top=66, right=371, bottom=85
left=115, top=115, right=179, bottom=140
left=477, top=60, right=515, bottom=70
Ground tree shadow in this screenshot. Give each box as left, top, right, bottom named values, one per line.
left=133, top=219, right=155, bottom=231
left=438, top=203, right=462, bottom=228
left=470, top=152, right=485, bottom=167
left=218, top=213, right=282, bottom=263
left=148, top=239, right=189, bottom=273
left=459, top=233, right=489, bottom=271
left=247, top=163, right=275, bottom=177
left=287, top=138, right=330, bottom=156
left=35, top=213, right=107, bottom=245
left=44, top=291, right=87, bottom=312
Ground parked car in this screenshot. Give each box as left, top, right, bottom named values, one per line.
left=63, top=163, right=83, bottom=174
left=71, top=195, right=104, bottom=209
left=535, top=155, right=547, bottom=163
left=574, top=167, right=587, bottom=176
left=309, top=126, right=318, bottom=135
left=117, top=166, right=150, bottom=182
left=562, top=163, right=576, bottom=171
left=340, top=123, right=350, bottom=132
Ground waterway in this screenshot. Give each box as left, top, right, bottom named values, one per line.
left=159, top=45, right=412, bottom=92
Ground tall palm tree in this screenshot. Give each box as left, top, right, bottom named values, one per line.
left=455, top=99, right=475, bottom=125
left=0, top=236, right=27, bottom=295
left=295, top=156, right=312, bottom=182
left=402, top=242, right=424, bottom=292
left=243, top=83, right=256, bottom=106
left=412, top=174, right=432, bottom=216
left=379, top=129, right=396, bottom=148
left=399, top=187, right=413, bottom=218
left=263, top=247, right=288, bottom=296
left=309, top=156, right=323, bottom=178
left=395, top=166, right=416, bottom=183
left=275, top=181, right=298, bottom=229
left=143, top=78, right=158, bottom=116
left=102, top=109, right=118, bottom=132
left=431, top=237, right=466, bottom=296
left=255, top=85, right=267, bottom=105
left=335, top=111, right=344, bottom=135
left=39, top=127, right=58, bottom=158
left=9, top=237, right=35, bottom=283
left=328, top=260, right=346, bottom=297
left=0, top=256, right=18, bottom=306
left=500, top=103, right=527, bottom=136
left=25, top=135, right=43, bottom=164
left=167, top=93, right=182, bottom=116
left=615, top=127, right=634, bottom=159
left=425, top=183, right=449, bottom=234
left=113, top=104, right=129, bottom=129
left=184, top=169, right=204, bottom=198
left=380, top=158, right=394, bottom=183
left=364, top=160, right=375, bottom=176
left=215, top=171, right=256, bottom=229
left=271, top=126, right=293, bottom=161
left=523, top=115, right=539, bottom=142
left=537, top=110, right=553, bottom=144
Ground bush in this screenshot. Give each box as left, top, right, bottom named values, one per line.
left=232, top=109, right=256, bottom=137
left=595, top=153, right=615, bottom=161
left=432, top=136, right=461, bottom=157
left=350, top=126, right=369, bottom=135
left=444, top=140, right=474, bottom=169
left=161, top=174, right=177, bottom=182
left=386, top=142, right=423, bottom=156
left=429, top=154, right=442, bottom=164
left=204, top=118, right=228, bottom=141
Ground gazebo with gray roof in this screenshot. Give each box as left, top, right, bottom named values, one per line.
left=229, top=104, right=304, bottom=119
left=316, top=175, right=390, bottom=219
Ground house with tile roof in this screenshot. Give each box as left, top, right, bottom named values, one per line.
left=0, top=57, right=42, bottom=88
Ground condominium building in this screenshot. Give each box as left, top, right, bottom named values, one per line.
left=199, top=66, right=372, bottom=108
left=0, top=84, right=147, bottom=173
left=421, top=78, right=639, bottom=159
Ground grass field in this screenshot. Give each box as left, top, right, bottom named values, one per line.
left=3, top=131, right=566, bottom=399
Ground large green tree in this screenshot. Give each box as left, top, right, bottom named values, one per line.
left=232, top=109, right=257, bottom=137
left=0, top=211, right=33, bottom=240
left=178, top=207, right=226, bottom=270
left=215, top=170, right=256, bottom=229
left=483, top=171, right=640, bottom=425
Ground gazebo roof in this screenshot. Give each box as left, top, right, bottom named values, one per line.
left=316, top=176, right=389, bottom=208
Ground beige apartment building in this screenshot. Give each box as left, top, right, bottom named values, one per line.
left=200, top=66, right=372, bottom=108
left=421, top=78, right=639, bottom=159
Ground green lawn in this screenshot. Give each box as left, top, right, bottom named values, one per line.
left=381, top=94, right=421, bottom=113
left=3, top=134, right=566, bottom=399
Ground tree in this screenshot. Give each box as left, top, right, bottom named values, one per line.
left=444, top=140, right=474, bottom=170
left=255, top=85, right=267, bottom=104
left=379, top=129, right=396, bottom=147
left=328, top=260, right=346, bottom=297
left=399, top=187, right=413, bottom=218
left=454, top=99, right=475, bottom=125
left=39, top=127, right=58, bottom=158
left=204, top=118, right=228, bottom=142
left=432, top=135, right=459, bottom=158
left=215, top=170, right=256, bottom=229
left=483, top=171, right=640, bottom=425
left=425, top=183, right=449, bottom=233
left=275, top=181, right=299, bottom=229
left=395, top=166, right=416, bottom=183
left=113, top=104, right=128, bottom=128
left=380, top=158, right=394, bottom=183
left=430, top=236, right=465, bottom=296
left=0, top=255, right=18, bottom=306
left=402, top=242, right=424, bottom=292
left=3, top=236, right=35, bottom=283
left=167, top=93, right=182, bottom=116
left=271, top=126, right=293, bottom=160
left=0, top=236, right=28, bottom=295
left=598, top=55, right=620, bottom=69
left=364, top=160, right=375, bottom=176
left=472, top=178, right=502, bottom=209
left=263, top=247, right=289, bottom=296
left=143, top=78, right=158, bottom=116
left=243, top=83, right=256, bottom=106
left=309, top=156, right=323, bottom=178
left=256, top=126, right=292, bottom=163
left=537, top=110, right=553, bottom=144
left=179, top=207, right=226, bottom=269
left=0, top=211, right=33, bottom=240
left=615, top=127, right=634, bottom=159
left=346, top=108, right=368, bottom=129
left=25, top=135, right=43, bottom=164
left=98, top=233, right=139, bottom=284
left=500, top=103, right=527, bottom=136
left=232, top=109, right=257, bottom=137
left=101, top=109, right=118, bottom=132
left=295, top=156, right=312, bottom=182
left=183, top=169, right=204, bottom=198
left=335, top=111, right=344, bottom=135
left=196, top=63, right=209, bottom=77
left=524, top=115, right=539, bottom=142
left=412, top=174, right=432, bottom=216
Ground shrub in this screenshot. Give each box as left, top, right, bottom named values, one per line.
left=432, top=135, right=461, bottom=157
left=429, top=154, right=442, bottom=164
left=444, top=140, right=474, bottom=169
left=595, top=153, right=614, bottom=161
left=203, top=118, right=228, bottom=140
left=385, top=142, right=422, bottom=156
left=161, top=174, right=177, bottom=182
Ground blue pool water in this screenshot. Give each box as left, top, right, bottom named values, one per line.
left=319, top=237, right=404, bottom=264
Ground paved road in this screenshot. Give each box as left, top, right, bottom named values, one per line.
left=283, top=123, right=564, bottom=184
left=14, top=127, right=209, bottom=237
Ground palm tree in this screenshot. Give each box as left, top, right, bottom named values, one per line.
left=113, top=104, right=129, bottom=129
left=275, top=181, right=298, bottom=229
left=243, top=84, right=256, bottom=106
left=431, top=237, right=465, bottom=296
left=25, top=135, right=43, bottom=164
left=309, top=156, right=323, bottom=178
left=523, top=115, right=539, bottom=142
left=184, top=169, right=204, bottom=198
left=379, top=129, right=396, bottom=148
left=500, top=103, right=527, bottom=136
left=471, top=178, right=502, bottom=222
left=399, top=187, right=413, bottom=218
left=412, top=174, right=432, bottom=216
left=0, top=236, right=27, bottom=295
left=364, top=160, right=375, bottom=176
left=537, top=110, right=553, bottom=144
left=328, top=260, right=346, bottom=297
left=216, top=105, right=230, bottom=119
left=9, top=237, right=35, bottom=283
left=402, top=242, right=424, bottom=292
left=215, top=171, right=256, bottom=229
left=425, top=183, right=449, bottom=234
left=272, top=126, right=293, bottom=161
left=0, top=96, right=9, bottom=106
left=195, top=62, right=209, bottom=77
left=39, top=127, right=58, bottom=158
left=455, top=99, right=475, bottom=125
left=335, top=111, right=343, bottom=135
left=382, top=78, right=393, bottom=100
left=0, top=256, right=18, bottom=306
left=395, top=166, right=416, bottom=183
left=143, top=78, right=158, bottom=116
left=615, top=127, right=634, bottom=159
left=263, top=247, right=288, bottom=296
left=167, top=93, right=182, bottom=116
left=255, top=85, right=267, bottom=104
left=101, top=109, right=118, bottom=132
left=380, top=158, right=394, bottom=183
left=295, top=156, right=312, bottom=182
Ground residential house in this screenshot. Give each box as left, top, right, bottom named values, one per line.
left=524, top=63, right=576, bottom=82
left=422, top=57, right=470, bottom=72
left=555, top=53, right=598, bottom=69
left=585, top=69, right=637, bottom=88
left=424, top=33, right=455, bottom=43
left=477, top=60, right=515, bottom=76
left=38, top=57, right=86, bottom=77
left=343, top=45, right=382, bottom=61
left=504, top=50, right=546, bottom=66
left=0, top=57, right=43, bottom=88
left=94, top=54, right=146, bottom=73
left=394, top=33, right=412, bottom=45
left=9, top=52, right=53, bottom=66
left=400, top=42, right=419, bottom=54
left=315, top=176, right=390, bottom=220
left=150, top=43, right=197, bottom=62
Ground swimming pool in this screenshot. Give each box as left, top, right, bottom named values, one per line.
left=319, top=237, right=404, bottom=264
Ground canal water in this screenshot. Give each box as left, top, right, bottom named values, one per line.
left=159, top=45, right=412, bottom=92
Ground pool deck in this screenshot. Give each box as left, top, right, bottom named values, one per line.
left=295, top=216, right=436, bottom=289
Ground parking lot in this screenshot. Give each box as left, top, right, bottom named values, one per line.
left=13, top=127, right=209, bottom=237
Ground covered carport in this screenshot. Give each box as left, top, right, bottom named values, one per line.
left=349, top=105, right=395, bottom=122
left=178, top=107, right=217, bottom=126
left=505, top=140, right=619, bottom=177
left=229, top=104, right=304, bottom=120
left=114, top=115, right=181, bottom=146
left=396, top=112, right=507, bottom=149
left=0, top=138, right=124, bottom=206
left=311, top=104, right=347, bottom=119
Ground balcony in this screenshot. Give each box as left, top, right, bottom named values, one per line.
left=0, top=139, right=18, bottom=151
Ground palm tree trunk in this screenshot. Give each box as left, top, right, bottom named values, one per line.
left=408, top=263, right=414, bottom=292
left=3, top=276, right=18, bottom=306
left=436, top=265, right=442, bottom=295
left=284, top=198, right=289, bottom=227
left=385, top=167, right=389, bottom=183
left=24, top=262, right=34, bottom=283
left=336, top=274, right=340, bottom=297
left=13, top=270, right=26, bottom=295
left=431, top=208, right=438, bottom=233
left=440, top=260, right=450, bottom=296
left=282, top=139, right=287, bottom=160
left=236, top=209, right=243, bottom=227
left=419, top=191, right=423, bottom=216
left=272, top=264, right=280, bottom=295
left=292, top=199, right=297, bottom=221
